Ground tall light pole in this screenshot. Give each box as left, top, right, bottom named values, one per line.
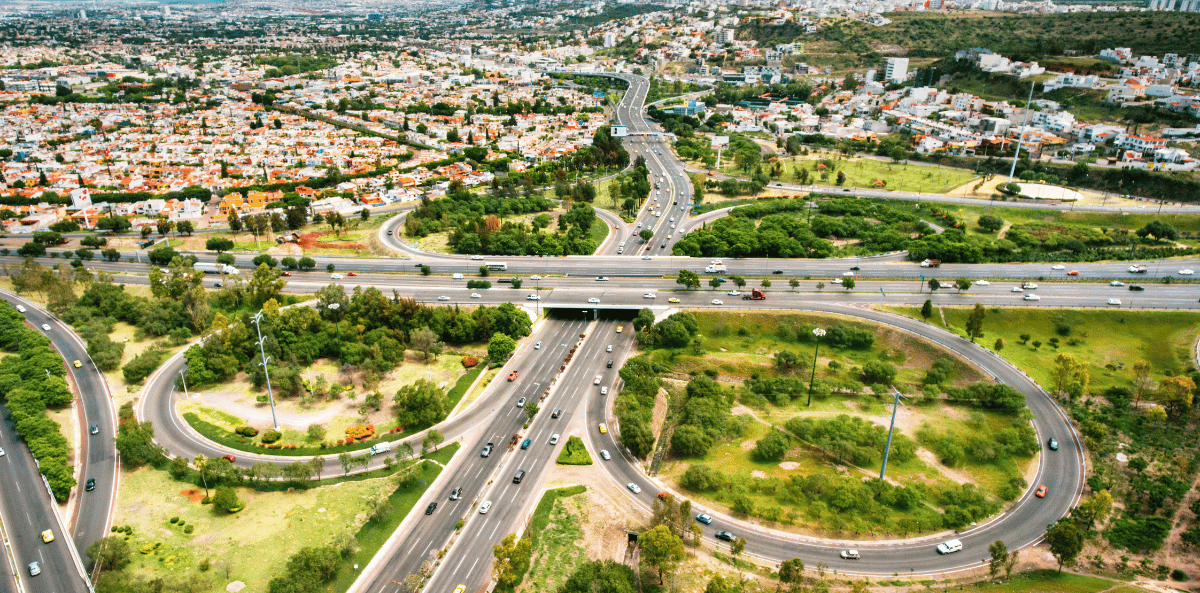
left=328, top=303, right=342, bottom=365
left=249, top=312, right=279, bottom=430
left=178, top=367, right=189, bottom=399
left=806, top=328, right=825, bottom=407
left=880, top=387, right=908, bottom=480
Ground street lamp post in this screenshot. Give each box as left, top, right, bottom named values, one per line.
left=328, top=303, right=342, bottom=365
left=249, top=312, right=279, bottom=430
left=179, top=367, right=189, bottom=399
left=806, top=328, right=826, bottom=407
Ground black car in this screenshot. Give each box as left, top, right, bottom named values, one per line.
left=772, top=270, right=783, bottom=274
left=1128, top=285, right=1145, bottom=291
left=85, top=478, right=95, bottom=491
left=850, top=266, right=860, bottom=271
left=551, top=408, right=562, bottom=419
left=715, top=531, right=736, bottom=542
left=1048, top=438, right=1059, bottom=451
left=425, top=502, right=437, bottom=515
left=607, top=360, right=614, bottom=368
left=90, top=424, right=99, bottom=435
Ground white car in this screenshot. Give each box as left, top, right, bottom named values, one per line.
left=606, top=345, right=612, bottom=352
left=642, top=256, right=651, bottom=260
left=534, top=341, right=542, bottom=349
left=600, top=386, right=608, bottom=395
left=1051, top=264, right=1065, bottom=270
left=530, top=275, right=542, bottom=280
left=471, top=255, right=485, bottom=260
left=594, top=375, right=602, bottom=385
left=1022, top=283, right=1038, bottom=289
left=588, top=298, right=601, bottom=304
left=1023, top=294, right=1041, bottom=301
left=711, top=299, right=723, bottom=305
left=974, top=280, right=990, bottom=286
left=1108, top=298, right=1122, bottom=305
left=831, top=278, right=843, bottom=284
left=727, top=290, right=740, bottom=296
left=600, top=450, right=611, bottom=461
left=41, top=324, right=51, bottom=331
left=643, top=293, right=656, bottom=299
left=479, top=501, right=492, bottom=514
left=526, top=294, right=540, bottom=301
left=470, top=293, right=481, bottom=298
left=1110, top=281, right=1124, bottom=287
left=1011, top=287, right=1024, bottom=293
left=627, top=483, right=642, bottom=494
left=437, top=296, right=451, bottom=301
left=330, top=273, right=343, bottom=279
left=1180, top=269, right=1194, bottom=275
left=842, top=271, right=855, bottom=277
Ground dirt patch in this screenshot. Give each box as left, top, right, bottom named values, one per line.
left=916, top=448, right=970, bottom=485
left=750, top=470, right=768, bottom=479
left=778, top=462, right=801, bottom=470
left=179, top=488, right=205, bottom=503
left=297, top=230, right=365, bottom=251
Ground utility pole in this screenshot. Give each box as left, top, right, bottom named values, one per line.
left=880, top=387, right=908, bottom=480
left=806, top=328, right=825, bottom=406
left=250, top=311, right=279, bottom=430
left=328, top=303, right=343, bottom=365
left=1007, top=82, right=1036, bottom=184
left=179, top=367, right=189, bottom=399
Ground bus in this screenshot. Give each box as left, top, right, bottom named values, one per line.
left=485, top=262, right=508, bottom=271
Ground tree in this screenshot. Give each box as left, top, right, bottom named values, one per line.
left=1132, top=360, right=1153, bottom=406
left=994, top=338, right=1004, bottom=351
left=988, top=540, right=1008, bottom=580
left=730, top=275, right=746, bottom=288
left=640, top=229, right=654, bottom=242
left=86, top=536, right=132, bottom=572
left=1076, top=489, right=1113, bottom=531
left=338, top=452, right=354, bottom=475
left=425, top=429, right=444, bottom=452
left=492, top=533, right=532, bottom=591
left=640, top=525, right=684, bottom=584
left=709, top=277, right=722, bottom=290
left=1157, top=375, right=1195, bottom=417
left=863, top=360, right=898, bottom=384
left=115, top=421, right=165, bottom=467
left=955, top=278, right=972, bottom=292
left=1045, top=518, right=1084, bottom=573
left=673, top=270, right=702, bottom=291
left=977, top=215, right=1004, bottom=232
left=177, top=221, right=195, bottom=235
left=928, top=278, right=941, bottom=292
left=753, top=430, right=790, bottom=462
left=621, top=416, right=655, bottom=459
left=842, top=277, right=855, bottom=290
left=778, top=558, right=805, bottom=592
left=966, top=303, right=986, bottom=342
left=921, top=299, right=933, bottom=319
left=267, top=546, right=340, bottom=593
left=409, top=327, right=443, bottom=360
left=487, top=332, right=517, bottom=362
left=1005, top=549, right=1019, bottom=579
left=246, top=263, right=287, bottom=307
left=298, top=256, right=316, bottom=271
left=393, top=379, right=447, bottom=429
left=1137, top=220, right=1178, bottom=242
left=1052, top=353, right=1090, bottom=399
left=212, top=485, right=243, bottom=513
left=730, top=537, right=747, bottom=563
left=206, top=237, right=234, bottom=253
left=228, top=213, right=243, bottom=232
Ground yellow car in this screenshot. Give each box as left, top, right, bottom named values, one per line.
left=73, top=360, right=82, bottom=368
left=616, top=326, right=623, bottom=333
left=453, top=586, right=465, bottom=593
left=598, top=423, right=608, bottom=434
left=668, top=298, right=680, bottom=303
left=41, top=530, right=54, bottom=543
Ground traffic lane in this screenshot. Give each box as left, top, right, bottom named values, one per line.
left=361, top=319, right=588, bottom=590
left=426, top=322, right=599, bottom=592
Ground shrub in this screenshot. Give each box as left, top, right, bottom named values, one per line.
left=236, top=426, right=259, bottom=437
left=169, top=517, right=179, bottom=524
left=555, top=436, right=593, bottom=465
left=1171, top=569, right=1188, bottom=581
left=184, top=525, right=194, bottom=534
left=345, top=424, right=376, bottom=441
left=461, top=356, right=479, bottom=368
left=260, top=429, right=282, bottom=444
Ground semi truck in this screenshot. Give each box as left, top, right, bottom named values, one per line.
left=193, top=262, right=240, bottom=275
left=742, top=289, right=766, bottom=300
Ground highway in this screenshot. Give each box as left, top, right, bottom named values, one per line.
left=0, top=293, right=115, bottom=593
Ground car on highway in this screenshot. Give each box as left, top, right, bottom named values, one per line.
left=425, top=502, right=438, bottom=515
left=1035, top=485, right=1048, bottom=498
left=90, top=423, right=99, bottom=435
left=551, top=408, right=562, bottom=419
left=642, top=256, right=651, bottom=260
left=1108, top=299, right=1122, bottom=306
left=453, top=585, right=466, bottom=593
left=643, top=293, right=656, bottom=299
left=627, top=483, right=641, bottom=494
left=598, top=423, right=607, bottom=434
left=616, top=326, right=623, bottom=333
left=41, top=323, right=51, bottom=331
left=550, top=434, right=560, bottom=445
left=42, top=529, right=54, bottom=543
left=521, top=438, right=531, bottom=450
left=711, top=299, right=723, bottom=305
left=1048, top=438, right=1059, bottom=451
left=437, top=296, right=450, bottom=301
left=86, top=478, right=95, bottom=491
left=974, top=280, right=989, bottom=286
left=1010, top=286, right=1023, bottom=292
left=508, top=371, right=519, bottom=381
left=530, top=275, right=542, bottom=280
left=831, top=278, right=842, bottom=284
left=840, top=550, right=860, bottom=560
left=330, top=273, right=343, bottom=279
left=1129, top=285, right=1145, bottom=291
left=470, top=293, right=481, bottom=298
left=1067, top=270, right=1079, bottom=276
left=696, top=513, right=713, bottom=525
left=772, top=270, right=783, bottom=275
left=607, top=345, right=613, bottom=352
left=596, top=276, right=608, bottom=281
left=74, top=359, right=82, bottom=368
left=601, top=386, right=608, bottom=395
left=471, top=255, right=485, bottom=260
left=842, top=271, right=855, bottom=277
left=414, top=263, right=424, bottom=268
left=16, top=305, right=26, bottom=313
left=450, top=487, right=462, bottom=500
left=668, top=297, right=680, bottom=303
left=594, top=375, right=602, bottom=385
left=1051, top=264, right=1065, bottom=270
left=1023, top=294, right=1041, bottom=301
left=1182, top=269, right=1196, bottom=275
left=526, top=294, right=540, bottom=300
left=727, top=290, right=740, bottom=296
left=715, top=531, right=736, bottom=542
left=1022, top=283, right=1038, bottom=289
left=281, top=271, right=291, bottom=276
left=481, top=443, right=494, bottom=457
left=1110, top=281, right=1125, bottom=287
left=28, top=562, right=40, bottom=577
left=936, top=539, right=963, bottom=554
left=214, top=282, right=223, bottom=288
left=479, top=501, right=492, bottom=514
left=0, top=448, right=4, bottom=456
left=516, top=397, right=526, bottom=407
left=600, top=450, right=611, bottom=461
left=346, top=272, right=357, bottom=277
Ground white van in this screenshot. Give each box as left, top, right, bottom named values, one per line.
left=936, top=539, right=963, bottom=555
left=370, top=442, right=391, bottom=455
left=452, top=273, right=464, bottom=280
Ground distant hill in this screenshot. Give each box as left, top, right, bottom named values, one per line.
left=739, top=12, right=1200, bottom=59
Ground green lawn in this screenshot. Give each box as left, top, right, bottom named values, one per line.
left=717, top=153, right=977, bottom=194
left=885, top=306, right=1200, bottom=395
left=968, top=570, right=1138, bottom=593
left=927, top=201, right=1200, bottom=236
left=522, top=486, right=589, bottom=593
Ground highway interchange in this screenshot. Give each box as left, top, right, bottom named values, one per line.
left=0, top=70, right=1195, bottom=593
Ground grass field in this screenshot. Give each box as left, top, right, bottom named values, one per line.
left=885, top=306, right=1200, bottom=395
left=929, top=200, right=1200, bottom=236
left=714, top=153, right=977, bottom=194
left=523, top=486, right=588, bottom=593
left=964, top=569, right=1143, bottom=593
left=555, top=436, right=593, bottom=465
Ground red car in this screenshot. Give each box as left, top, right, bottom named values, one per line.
left=223, top=454, right=236, bottom=463
left=346, top=272, right=357, bottom=276
left=1035, top=485, right=1047, bottom=498
left=1067, top=271, right=1079, bottom=276
left=281, top=271, right=291, bottom=276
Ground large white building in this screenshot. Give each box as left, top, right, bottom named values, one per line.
left=884, top=58, right=909, bottom=84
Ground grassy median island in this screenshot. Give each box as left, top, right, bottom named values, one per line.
left=626, top=309, right=1038, bottom=536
